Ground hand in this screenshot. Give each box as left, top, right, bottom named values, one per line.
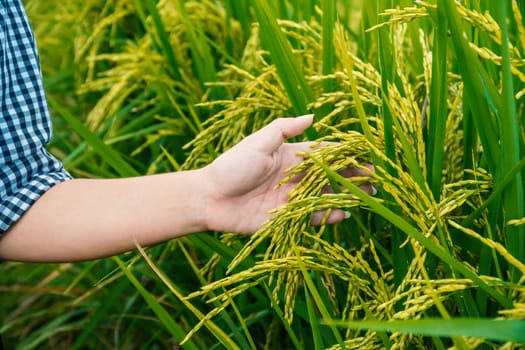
left=0, top=114, right=373, bottom=262
left=202, top=115, right=374, bottom=234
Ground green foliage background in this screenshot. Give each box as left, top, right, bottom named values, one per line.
left=1, top=0, right=525, bottom=349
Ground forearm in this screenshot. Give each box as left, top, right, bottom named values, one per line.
left=0, top=170, right=210, bottom=262
left=0, top=116, right=336, bottom=263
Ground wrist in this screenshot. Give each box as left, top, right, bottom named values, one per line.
left=197, top=165, right=217, bottom=232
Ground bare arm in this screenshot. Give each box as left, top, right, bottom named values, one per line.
left=0, top=171, right=210, bottom=262
left=0, top=115, right=372, bottom=262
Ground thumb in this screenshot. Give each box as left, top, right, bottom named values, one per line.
left=246, top=114, right=314, bottom=153
left=278, top=114, right=314, bottom=139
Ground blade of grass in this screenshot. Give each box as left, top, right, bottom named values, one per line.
left=292, top=244, right=345, bottom=349
left=443, top=0, right=499, bottom=174
left=462, top=156, right=525, bottom=227
left=262, top=283, right=304, bottom=350
left=223, top=291, right=257, bottom=350
left=334, top=24, right=377, bottom=163
left=351, top=293, right=393, bottom=348
left=384, top=101, right=429, bottom=198
left=218, top=310, right=270, bottom=349
left=134, top=244, right=241, bottom=350
left=305, top=288, right=325, bottom=350
left=114, top=257, right=200, bottom=350
left=71, top=278, right=129, bottom=350
left=376, top=0, right=398, bottom=176
left=317, top=0, right=336, bottom=119
left=133, top=0, right=182, bottom=82
left=15, top=309, right=87, bottom=350
left=191, top=234, right=256, bottom=272
left=48, top=97, right=139, bottom=177
left=224, top=0, right=251, bottom=40
left=321, top=0, right=336, bottom=94
left=365, top=2, right=413, bottom=290
left=425, top=5, right=462, bottom=281
left=250, top=0, right=317, bottom=139
left=427, top=0, right=448, bottom=202
left=325, top=318, right=525, bottom=343
left=413, top=242, right=469, bottom=349
left=496, top=0, right=525, bottom=279
left=173, top=0, right=221, bottom=99
left=178, top=241, right=254, bottom=350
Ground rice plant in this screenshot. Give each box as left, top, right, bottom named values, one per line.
left=1, top=0, right=525, bottom=349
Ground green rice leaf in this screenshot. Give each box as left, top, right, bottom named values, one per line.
left=173, top=0, right=220, bottom=98
left=321, top=0, right=336, bottom=94
left=443, top=0, right=499, bottom=173
left=134, top=0, right=182, bottom=82
left=250, top=0, right=318, bottom=139
left=48, top=97, right=139, bottom=177
left=326, top=318, right=525, bottom=343
left=495, top=0, right=525, bottom=278
left=305, top=288, right=325, bottom=350
left=178, top=242, right=253, bottom=350
left=427, top=0, right=448, bottom=201
left=463, top=157, right=525, bottom=226
left=376, top=0, right=398, bottom=174
left=114, top=257, right=200, bottom=350
left=292, top=243, right=346, bottom=349
left=262, top=283, right=304, bottom=350
left=134, top=246, right=241, bottom=350
left=70, top=278, right=128, bottom=350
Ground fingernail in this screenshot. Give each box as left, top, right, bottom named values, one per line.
left=371, top=186, right=378, bottom=196
left=296, top=113, right=314, bottom=121
left=344, top=211, right=352, bottom=219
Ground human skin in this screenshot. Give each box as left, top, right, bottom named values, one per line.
left=0, top=115, right=373, bottom=263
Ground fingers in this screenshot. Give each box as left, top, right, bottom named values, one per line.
left=245, top=115, right=314, bottom=153
left=320, top=180, right=377, bottom=195
left=310, top=209, right=347, bottom=225
left=278, top=114, right=314, bottom=139
left=339, top=164, right=374, bottom=178
left=311, top=177, right=378, bottom=226
left=358, top=183, right=378, bottom=196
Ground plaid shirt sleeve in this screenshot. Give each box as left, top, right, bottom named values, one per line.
left=1, top=0, right=71, bottom=234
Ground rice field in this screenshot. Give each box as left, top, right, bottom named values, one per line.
left=1, top=0, right=525, bottom=349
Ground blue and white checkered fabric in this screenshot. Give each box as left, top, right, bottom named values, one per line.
left=1, top=0, right=71, bottom=234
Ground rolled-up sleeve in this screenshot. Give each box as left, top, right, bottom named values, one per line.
left=1, top=0, right=71, bottom=234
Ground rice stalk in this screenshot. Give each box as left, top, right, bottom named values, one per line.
left=11, top=0, right=525, bottom=348
left=177, top=3, right=525, bottom=347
